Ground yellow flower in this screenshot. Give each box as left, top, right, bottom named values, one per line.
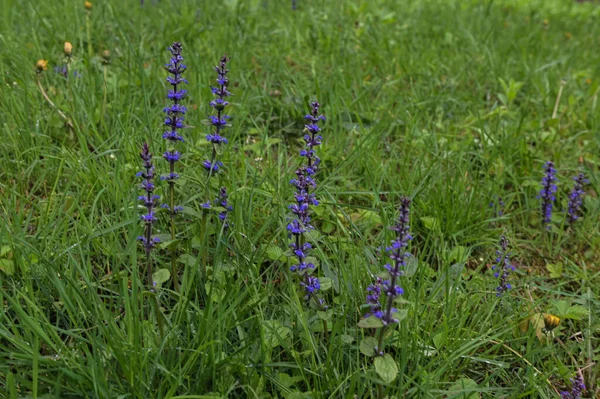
left=543, top=314, right=560, bottom=331
left=36, top=59, right=48, bottom=72
left=64, top=41, right=73, bottom=56
left=84, top=1, right=92, bottom=10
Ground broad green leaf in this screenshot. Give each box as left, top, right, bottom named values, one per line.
left=178, top=254, right=198, bottom=267
left=0, top=259, right=15, bottom=275
left=262, top=320, right=291, bottom=349
left=0, top=245, right=11, bottom=257
left=340, top=334, right=355, bottom=344
left=403, top=256, right=418, bottom=277
left=389, top=308, right=408, bottom=322
left=433, top=331, right=446, bottom=349
left=546, top=262, right=563, bottom=279
left=317, top=309, right=333, bottom=321
left=358, top=316, right=384, bottom=329
left=266, top=245, right=284, bottom=261
left=359, top=337, right=379, bottom=357
left=448, top=246, right=468, bottom=263
left=420, top=216, right=439, bottom=231
left=374, top=354, right=398, bottom=383
left=552, top=300, right=590, bottom=320
left=205, top=281, right=226, bottom=303
left=319, top=277, right=332, bottom=291
left=448, top=377, right=479, bottom=399
left=152, top=269, right=170, bottom=285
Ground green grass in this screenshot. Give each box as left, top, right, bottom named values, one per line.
left=1, top=0, right=599, bottom=397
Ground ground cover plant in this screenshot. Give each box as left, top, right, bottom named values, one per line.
left=1, top=0, right=599, bottom=397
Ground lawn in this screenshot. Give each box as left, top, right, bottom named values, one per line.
left=0, top=0, right=599, bottom=397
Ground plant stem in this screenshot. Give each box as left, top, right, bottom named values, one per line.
left=169, top=178, right=178, bottom=292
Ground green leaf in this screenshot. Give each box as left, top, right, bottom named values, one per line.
left=319, top=277, right=332, bottom=291
left=546, top=262, right=563, bottom=279
left=388, top=308, right=408, bottom=322
left=564, top=306, right=590, bottom=320
left=340, top=334, right=355, bottom=344
left=448, top=246, right=468, bottom=263
left=317, top=309, right=333, bottom=321
left=262, top=320, right=291, bottom=349
left=265, top=245, right=284, bottom=261
left=321, top=221, right=335, bottom=234
left=178, top=254, right=198, bottom=267
left=358, top=316, right=384, bottom=329
left=0, top=259, right=15, bottom=275
left=432, top=331, right=446, bottom=350
left=152, top=269, right=170, bottom=285
left=420, top=216, right=439, bottom=231
left=205, top=281, right=226, bottom=303
left=359, top=337, right=379, bottom=357
left=448, top=377, right=479, bottom=399
left=0, top=245, right=11, bottom=257
left=403, top=256, right=418, bottom=277
left=552, top=300, right=590, bottom=320
left=374, top=354, right=398, bottom=383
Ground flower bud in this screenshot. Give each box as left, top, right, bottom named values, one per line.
left=84, top=1, right=92, bottom=10
left=543, top=314, right=560, bottom=331
left=102, top=50, right=111, bottom=64
left=64, top=42, right=73, bottom=57
left=36, top=59, right=48, bottom=73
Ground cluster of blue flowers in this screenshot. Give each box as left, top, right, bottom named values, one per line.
left=137, top=142, right=160, bottom=284
left=492, top=236, right=515, bottom=296
left=567, top=173, right=588, bottom=226
left=203, top=55, right=231, bottom=176
left=538, top=161, right=558, bottom=230
left=288, top=101, right=325, bottom=296
left=364, top=198, right=412, bottom=325
left=560, top=374, right=585, bottom=399
left=161, top=42, right=187, bottom=214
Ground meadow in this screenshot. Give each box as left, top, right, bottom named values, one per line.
left=0, top=0, right=599, bottom=397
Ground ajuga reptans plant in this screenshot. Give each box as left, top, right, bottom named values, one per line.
left=162, top=41, right=187, bottom=290
left=492, top=235, right=515, bottom=297
left=538, top=161, right=557, bottom=230
left=567, top=172, right=587, bottom=227
left=361, top=197, right=412, bottom=369
left=560, top=373, right=585, bottom=399
left=364, top=199, right=412, bottom=325
left=137, top=143, right=160, bottom=286
left=202, top=55, right=234, bottom=226
left=288, top=101, right=326, bottom=303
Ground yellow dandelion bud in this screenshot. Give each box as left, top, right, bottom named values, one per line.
left=64, top=41, right=73, bottom=56
left=565, top=32, right=572, bottom=40
left=36, top=59, right=48, bottom=72
left=84, top=1, right=92, bottom=10
left=544, top=314, right=560, bottom=331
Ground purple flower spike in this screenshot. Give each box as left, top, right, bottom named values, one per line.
left=492, top=236, right=515, bottom=296
left=567, top=173, right=588, bottom=226
left=206, top=54, right=231, bottom=152
left=362, top=199, right=412, bottom=326
left=538, top=161, right=558, bottom=230
left=138, top=142, right=160, bottom=285
left=288, top=101, right=326, bottom=304
left=162, top=42, right=187, bottom=218
left=214, top=187, right=233, bottom=228
left=560, top=373, right=585, bottom=399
